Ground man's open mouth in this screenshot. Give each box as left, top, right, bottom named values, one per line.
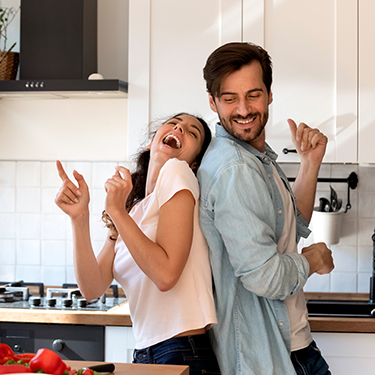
left=163, top=134, right=181, bottom=149
left=234, top=116, right=256, bottom=125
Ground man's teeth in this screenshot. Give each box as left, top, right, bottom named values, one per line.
left=236, top=117, right=255, bottom=124
left=163, top=134, right=181, bottom=149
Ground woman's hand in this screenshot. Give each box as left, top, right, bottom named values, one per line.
left=104, top=166, right=133, bottom=217
left=55, top=160, right=90, bottom=218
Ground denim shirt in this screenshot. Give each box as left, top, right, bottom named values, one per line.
left=197, top=124, right=311, bottom=375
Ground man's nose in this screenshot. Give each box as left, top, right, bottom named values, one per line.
left=236, top=99, right=251, bottom=117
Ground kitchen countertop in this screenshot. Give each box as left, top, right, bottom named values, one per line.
left=65, top=360, right=188, bottom=375
left=2, top=293, right=375, bottom=333
left=0, top=300, right=132, bottom=327
left=305, top=292, right=375, bottom=333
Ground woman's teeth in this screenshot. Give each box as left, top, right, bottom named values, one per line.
left=163, top=134, right=181, bottom=149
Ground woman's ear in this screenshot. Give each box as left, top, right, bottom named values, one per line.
left=146, top=140, right=153, bottom=150
left=190, top=161, right=199, bottom=173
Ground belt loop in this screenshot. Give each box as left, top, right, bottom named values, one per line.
left=188, top=336, right=198, bottom=357
left=146, top=346, right=154, bottom=363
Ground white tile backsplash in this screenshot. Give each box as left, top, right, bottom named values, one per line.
left=16, top=162, right=41, bottom=187
left=0, top=187, right=16, bottom=212
left=16, top=239, right=41, bottom=265
left=16, top=187, right=41, bottom=213
left=1, top=161, right=374, bottom=293
left=0, top=239, right=16, bottom=265
left=0, top=161, right=16, bottom=187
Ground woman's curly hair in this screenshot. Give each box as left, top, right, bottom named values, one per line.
left=101, top=113, right=212, bottom=241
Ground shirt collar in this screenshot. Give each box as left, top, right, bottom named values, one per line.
left=215, top=123, right=278, bottom=163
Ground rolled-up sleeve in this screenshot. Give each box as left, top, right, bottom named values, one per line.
left=208, top=162, right=310, bottom=300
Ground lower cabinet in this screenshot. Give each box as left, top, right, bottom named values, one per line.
left=313, top=332, right=375, bottom=374
left=105, top=326, right=136, bottom=363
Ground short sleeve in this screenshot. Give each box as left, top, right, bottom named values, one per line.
left=155, top=158, right=199, bottom=208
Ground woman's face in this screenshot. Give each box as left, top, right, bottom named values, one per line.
left=148, top=114, right=205, bottom=168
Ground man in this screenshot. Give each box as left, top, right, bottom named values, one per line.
left=197, top=42, right=334, bottom=375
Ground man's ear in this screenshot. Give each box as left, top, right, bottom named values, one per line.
left=268, top=90, right=273, bottom=105
left=208, top=94, right=218, bottom=113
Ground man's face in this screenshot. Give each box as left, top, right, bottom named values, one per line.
left=209, top=61, right=273, bottom=152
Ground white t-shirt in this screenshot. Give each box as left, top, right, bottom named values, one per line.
left=271, top=163, right=312, bottom=352
left=113, top=158, right=217, bottom=349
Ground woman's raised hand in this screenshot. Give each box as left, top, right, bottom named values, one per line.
left=55, top=160, right=90, bottom=218
left=104, top=166, right=133, bottom=217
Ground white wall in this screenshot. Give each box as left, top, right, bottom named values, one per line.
left=0, top=0, right=130, bottom=162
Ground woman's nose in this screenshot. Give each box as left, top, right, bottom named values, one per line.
left=174, top=123, right=184, bottom=133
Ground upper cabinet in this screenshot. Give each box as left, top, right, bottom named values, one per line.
left=261, top=0, right=358, bottom=163
left=128, top=0, right=371, bottom=164
left=358, top=0, right=375, bottom=164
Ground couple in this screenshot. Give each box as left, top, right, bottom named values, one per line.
left=55, top=42, right=334, bottom=375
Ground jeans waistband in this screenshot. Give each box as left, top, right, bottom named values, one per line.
left=134, top=333, right=211, bottom=362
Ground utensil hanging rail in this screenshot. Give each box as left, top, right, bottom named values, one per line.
left=287, top=172, right=358, bottom=212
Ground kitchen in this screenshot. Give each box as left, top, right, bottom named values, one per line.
left=1, top=0, right=375, bottom=374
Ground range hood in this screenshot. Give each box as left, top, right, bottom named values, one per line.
left=0, top=79, right=128, bottom=99
left=0, top=0, right=128, bottom=99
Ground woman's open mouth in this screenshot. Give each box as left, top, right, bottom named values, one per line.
left=163, top=134, right=181, bottom=149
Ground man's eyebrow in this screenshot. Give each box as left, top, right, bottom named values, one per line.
left=219, top=88, right=264, bottom=97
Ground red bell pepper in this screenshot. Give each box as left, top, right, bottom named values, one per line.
left=13, top=353, right=36, bottom=364
left=29, top=348, right=68, bottom=375
left=0, top=364, right=32, bottom=373
left=0, top=345, right=15, bottom=365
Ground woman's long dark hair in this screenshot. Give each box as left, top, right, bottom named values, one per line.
left=102, top=113, right=212, bottom=241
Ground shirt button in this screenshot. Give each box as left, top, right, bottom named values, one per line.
left=278, top=210, right=282, bottom=214
left=279, top=322, right=284, bottom=327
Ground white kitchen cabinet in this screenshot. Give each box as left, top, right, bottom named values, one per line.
left=105, top=326, right=136, bottom=363
left=260, top=0, right=358, bottom=163
left=128, top=0, right=247, bottom=157
left=129, top=0, right=361, bottom=163
left=358, top=0, right=375, bottom=164
left=313, top=332, right=375, bottom=374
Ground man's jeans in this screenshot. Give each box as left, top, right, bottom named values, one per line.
left=291, top=340, right=331, bottom=375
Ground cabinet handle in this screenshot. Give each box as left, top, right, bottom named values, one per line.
left=52, top=339, right=65, bottom=352
left=282, top=148, right=297, bottom=154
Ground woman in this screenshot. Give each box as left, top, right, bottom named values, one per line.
left=55, top=113, right=220, bottom=375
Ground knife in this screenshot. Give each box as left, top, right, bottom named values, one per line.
left=87, top=363, right=115, bottom=373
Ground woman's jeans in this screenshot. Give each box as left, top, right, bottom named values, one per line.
left=291, top=340, right=331, bottom=375
left=133, top=333, right=221, bottom=375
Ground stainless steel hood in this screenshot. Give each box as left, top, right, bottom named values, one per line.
left=0, top=0, right=128, bottom=99
left=0, top=79, right=128, bottom=99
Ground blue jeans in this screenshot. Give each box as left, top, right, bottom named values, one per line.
left=133, top=333, right=220, bottom=375
left=291, top=340, right=331, bottom=375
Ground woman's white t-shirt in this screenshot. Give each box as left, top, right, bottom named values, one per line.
left=113, top=158, right=217, bottom=349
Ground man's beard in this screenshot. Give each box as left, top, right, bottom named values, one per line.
left=219, top=111, right=269, bottom=144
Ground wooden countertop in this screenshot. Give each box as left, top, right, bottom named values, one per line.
left=0, top=301, right=133, bottom=327
left=305, top=292, right=375, bottom=333
left=65, top=360, right=188, bottom=375
left=2, top=292, right=375, bottom=334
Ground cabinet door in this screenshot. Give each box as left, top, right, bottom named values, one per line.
left=257, top=0, right=358, bottom=163
left=128, top=0, right=242, bottom=157
left=358, top=0, right=375, bottom=163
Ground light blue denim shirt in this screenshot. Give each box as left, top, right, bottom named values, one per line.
left=197, top=124, right=311, bottom=375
